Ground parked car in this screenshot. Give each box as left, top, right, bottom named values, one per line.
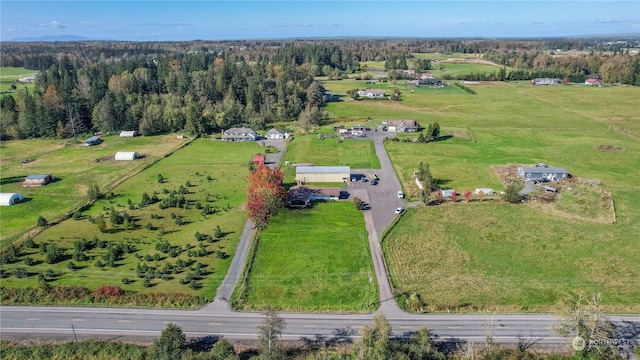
left=397, top=191, right=404, bottom=198
left=395, top=207, right=403, bottom=214
left=370, top=180, right=378, bottom=186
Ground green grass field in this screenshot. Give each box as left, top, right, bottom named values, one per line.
left=0, top=139, right=263, bottom=298
left=324, top=79, right=640, bottom=311
left=234, top=202, right=375, bottom=312
left=0, top=135, right=188, bottom=245
left=281, top=133, right=380, bottom=186
left=0, top=67, right=38, bottom=98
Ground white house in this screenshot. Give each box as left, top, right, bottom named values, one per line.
left=222, top=127, right=256, bottom=142
left=114, top=151, right=139, bottom=161
left=0, top=193, right=24, bottom=206
left=357, top=88, right=386, bottom=99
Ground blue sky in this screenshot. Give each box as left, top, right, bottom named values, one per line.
left=2, top=1, right=639, bottom=41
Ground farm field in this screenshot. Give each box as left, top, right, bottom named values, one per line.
left=0, top=67, right=37, bottom=98
left=0, top=139, right=262, bottom=299
left=281, top=133, right=380, bottom=186
left=324, top=79, right=640, bottom=311
left=0, top=135, right=188, bottom=245
left=234, top=202, right=374, bottom=312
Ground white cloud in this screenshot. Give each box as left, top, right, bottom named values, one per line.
left=40, top=20, right=66, bottom=29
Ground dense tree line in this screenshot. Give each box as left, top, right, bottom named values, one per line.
left=2, top=38, right=638, bottom=140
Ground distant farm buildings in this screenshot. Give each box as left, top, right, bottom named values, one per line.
left=357, top=88, right=386, bottom=99
left=295, top=166, right=350, bottom=185
left=23, top=174, right=53, bottom=187
left=114, top=151, right=139, bottom=161
left=0, top=193, right=24, bottom=206
left=531, top=78, right=561, bottom=85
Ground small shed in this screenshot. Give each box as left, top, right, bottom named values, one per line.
left=474, top=188, right=495, bottom=195
left=441, top=189, right=456, bottom=197
left=23, top=174, right=53, bottom=187
left=85, top=136, right=102, bottom=146
left=253, top=155, right=265, bottom=166
left=0, top=193, right=24, bottom=206
left=115, top=151, right=139, bottom=161
left=120, top=131, right=139, bottom=137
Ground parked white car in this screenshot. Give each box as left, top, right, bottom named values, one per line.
left=395, top=207, right=404, bottom=214
left=397, top=191, right=404, bottom=198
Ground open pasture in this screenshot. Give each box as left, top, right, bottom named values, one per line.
left=0, top=67, right=38, bottom=97
left=0, top=135, right=187, bottom=245
left=324, top=80, right=640, bottom=311
left=0, top=139, right=262, bottom=298
left=234, top=202, right=374, bottom=312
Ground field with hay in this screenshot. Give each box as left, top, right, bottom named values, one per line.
left=323, top=79, right=640, bottom=311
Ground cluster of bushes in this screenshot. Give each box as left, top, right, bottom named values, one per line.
left=0, top=284, right=206, bottom=307
left=452, top=81, right=477, bottom=95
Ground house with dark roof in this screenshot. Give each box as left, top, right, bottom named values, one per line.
left=386, top=119, right=420, bottom=133
left=23, top=174, right=54, bottom=187
left=518, top=167, right=569, bottom=181
left=417, top=78, right=444, bottom=87
left=222, top=127, right=256, bottom=142
left=85, top=136, right=102, bottom=146
left=287, top=186, right=341, bottom=208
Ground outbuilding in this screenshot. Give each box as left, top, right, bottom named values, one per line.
left=23, top=174, right=53, bottom=187
left=295, top=166, right=350, bottom=184
left=0, top=193, right=24, bottom=206
left=85, top=136, right=102, bottom=146
left=114, top=151, right=139, bottom=161
left=120, top=131, right=139, bottom=137
left=474, top=188, right=495, bottom=195
left=253, top=155, right=265, bottom=166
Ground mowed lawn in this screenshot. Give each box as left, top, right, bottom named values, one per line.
left=0, top=135, right=187, bottom=245
left=237, top=202, right=374, bottom=312
left=1, top=139, right=263, bottom=298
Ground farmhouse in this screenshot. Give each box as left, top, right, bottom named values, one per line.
left=114, top=151, right=139, bottom=161
left=518, top=167, right=569, bottom=181
left=23, top=174, right=53, bottom=187
left=417, top=78, right=444, bottom=87
left=387, top=119, right=420, bottom=133
left=531, top=78, right=561, bottom=85
left=295, top=166, right=350, bottom=184
left=357, top=89, right=386, bottom=99
left=287, top=186, right=341, bottom=208
left=222, top=127, right=256, bottom=142
left=0, top=193, right=24, bottom=206
left=265, top=128, right=287, bottom=140
left=119, top=130, right=139, bottom=137
left=85, top=136, right=102, bottom=146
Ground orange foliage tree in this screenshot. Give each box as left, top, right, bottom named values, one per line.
left=246, top=165, right=285, bottom=230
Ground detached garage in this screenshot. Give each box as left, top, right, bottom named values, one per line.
left=115, top=151, right=139, bottom=161
left=295, top=166, right=350, bottom=184
left=0, top=193, right=24, bottom=206
left=23, top=174, right=53, bottom=187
